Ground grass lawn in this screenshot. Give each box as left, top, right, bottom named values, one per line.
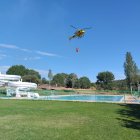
left=0, top=100, right=140, bottom=140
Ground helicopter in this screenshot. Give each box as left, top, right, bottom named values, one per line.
left=69, top=25, right=92, bottom=40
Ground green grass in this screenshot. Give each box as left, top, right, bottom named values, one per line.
left=0, top=100, right=140, bottom=140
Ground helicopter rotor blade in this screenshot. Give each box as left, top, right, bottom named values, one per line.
left=70, top=25, right=78, bottom=29
left=82, top=27, right=92, bottom=30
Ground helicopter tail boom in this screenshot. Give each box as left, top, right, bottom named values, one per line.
left=69, top=35, right=76, bottom=40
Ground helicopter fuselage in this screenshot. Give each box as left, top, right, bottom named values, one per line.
left=74, top=30, right=85, bottom=38
left=69, top=25, right=91, bottom=40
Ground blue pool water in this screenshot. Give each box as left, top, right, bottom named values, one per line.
left=40, top=95, right=124, bottom=102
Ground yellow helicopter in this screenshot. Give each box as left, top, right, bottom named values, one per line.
left=69, top=25, right=92, bottom=40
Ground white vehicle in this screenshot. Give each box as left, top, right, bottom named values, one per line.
left=0, top=73, right=39, bottom=98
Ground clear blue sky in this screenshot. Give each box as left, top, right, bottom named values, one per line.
left=0, top=0, right=140, bottom=82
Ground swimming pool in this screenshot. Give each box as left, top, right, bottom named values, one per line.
left=39, top=95, right=124, bottom=102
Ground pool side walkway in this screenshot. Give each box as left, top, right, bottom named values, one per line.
left=125, top=95, right=140, bottom=104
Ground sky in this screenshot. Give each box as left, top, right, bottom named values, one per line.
left=0, top=0, right=140, bottom=82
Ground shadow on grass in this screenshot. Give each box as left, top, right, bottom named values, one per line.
left=117, top=104, right=140, bottom=130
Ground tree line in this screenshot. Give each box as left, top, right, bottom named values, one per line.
left=6, top=52, right=140, bottom=90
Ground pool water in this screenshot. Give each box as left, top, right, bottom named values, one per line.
left=40, top=95, right=124, bottom=102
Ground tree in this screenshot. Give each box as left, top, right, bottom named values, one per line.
left=52, top=73, right=68, bottom=87
left=6, top=65, right=27, bottom=76
left=6, top=65, right=41, bottom=84
left=74, top=79, right=80, bottom=89
left=66, top=73, right=78, bottom=88
left=112, top=79, right=128, bottom=90
left=124, top=52, right=138, bottom=88
left=22, top=75, right=41, bottom=84
left=48, top=69, right=53, bottom=88
left=26, top=69, right=41, bottom=79
left=96, top=71, right=115, bottom=90
left=41, top=77, right=49, bottom=84
left=79, top=77, right=91, bottom=89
